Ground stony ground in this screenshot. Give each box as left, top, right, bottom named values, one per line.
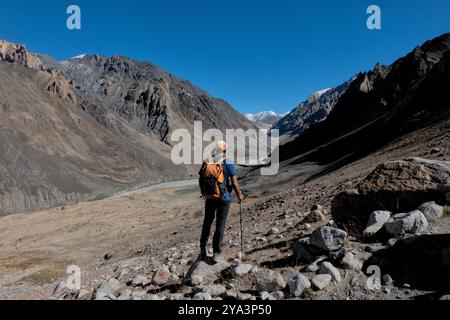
left=1, top=118, right=450, bottom=300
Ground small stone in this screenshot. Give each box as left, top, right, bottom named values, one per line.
left=260, top=291, right=275, bottom=300
left=269, top=227, right=280, bottom=235
left=255, top=269, right=286, bottom=292
left=311, top=274, right=332, bottom=291
left=382, top=274, right=394, bottom=286
left=319, top=261, right=342, bottom=283
left=94, top=278, right=123, bottom=300
left=53, top=281, right=67, bottom=297
left=288, top=274, right=311, bottom=297
left=303, top=210, right=326, bottom=223
left=170, top=293, right=185, bottom=300
left=153, top=267, right=171, bottom=286
left=340, top=252, right=362, bottom=271
left=233, top=264, right=253, bottom=276
left=225, top=290, right=237, bottom=299
left=144, top=294, right=164, bottom=300
left=132, top=274, right=151, bottom=287
left=193, top=292, right=213, bottom=300
left=104, top=253, right=113, bottom=261
left=237, top=292, right=254, bottom=300
left=203, top=284, right=226, bottom=297
left=305, top=257, right=327, bottom=273
left=311, top=204, right=324, bottom=211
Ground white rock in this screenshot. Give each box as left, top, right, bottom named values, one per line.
left=94, top=278, right=123, bottom=300
left=237, top=292, right=254, bottom=300
left=363, top=211, right=391, bottom=239
left=203, top=284, right=226, bottom=297
left=311, top=274, right=332, bottom=290
left=340, top=252, right=362, bottom=271
left=193, top=292, right=213, bottom=300
left=233, top=264, right=253, bottom=276
left=260, top=291, right=276, bottom=300
left=288, top=274, right=311, bottom=297
left=319, top=261, right=342, bottom=283
left=269, top=227, right=280, bottom=235
left=310, top=226, right=347, bottom=252
left=385, top=210, right=428, bottom=237
left=255, top=269, right=286, bottom=292
left=417, top=202, right=444, bottom=220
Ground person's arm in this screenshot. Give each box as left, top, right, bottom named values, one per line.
left=231, top=176, right=244, bottom=203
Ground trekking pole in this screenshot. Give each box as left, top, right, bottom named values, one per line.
left=239, top=202, right=244, bottom=260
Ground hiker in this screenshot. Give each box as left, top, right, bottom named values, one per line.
left=198, top=140, right=244, bottom=262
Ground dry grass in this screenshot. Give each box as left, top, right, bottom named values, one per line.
left=444, top=206, right=450, bottom=216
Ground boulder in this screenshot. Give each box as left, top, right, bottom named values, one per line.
left=417, top=201, right=444, bottom=220
left=332, top=158, right=450, bottom=230
left=255, top=269, right=286, bottom=292
left=311, top=274, right=332, bottom=290
left=310, top=226, right=347, bottom=252
left=293, top=238, right=325, bottom=263
left=363, top=211, right=391, bottom=239
left=288, top=274, right=311, bottom=297
left=384, top=210, right=428, bottom=237
left=319, top=261, right=342, bottom=283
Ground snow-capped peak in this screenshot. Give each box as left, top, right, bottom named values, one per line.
left=245, top=111, right=281, bottom=125
left=314, top=88, right=331, bottom=97
left=71, top=54, right=87, bottom=60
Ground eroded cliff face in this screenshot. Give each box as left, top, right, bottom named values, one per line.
left=59, top=54, right=254, bottom=143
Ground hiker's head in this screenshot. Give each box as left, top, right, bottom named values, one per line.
left=214, top=140, right=229, bottom=155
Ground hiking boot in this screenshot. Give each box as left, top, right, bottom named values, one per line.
left=200, top=248, right=207, bottom=258
left=213, top=252, right=226, bottom=264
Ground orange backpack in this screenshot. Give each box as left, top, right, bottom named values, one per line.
left=198, top=157, right=228, bottom=199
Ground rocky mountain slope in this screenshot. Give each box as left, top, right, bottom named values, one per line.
left=56, top=54, right=254, bottom=143
left=279, top=32, right=450, bottom=168
left=272, top=80, right=352, bottom=137
left=0, top=40, right=252, bottom=215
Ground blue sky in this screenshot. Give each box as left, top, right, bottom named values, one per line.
left=1, top=1, right=450, bottom=115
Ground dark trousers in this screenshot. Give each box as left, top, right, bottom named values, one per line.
left=200, top=199, right=231, bottom=254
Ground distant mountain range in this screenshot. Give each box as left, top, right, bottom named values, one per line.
left=272, top=81, right=353, bottom=137
left=0, top=40, right=253, bottom=215
left=245, top=111, right=282, bottom=126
